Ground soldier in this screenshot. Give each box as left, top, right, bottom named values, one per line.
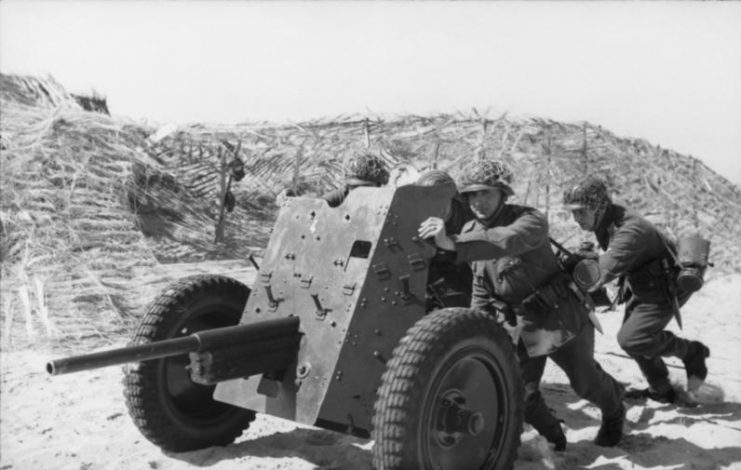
left=418, top=160, right=625, bottom=450
left=563, top=176, right=710, bottom=403
left=322, top=151, right=389, bottom=207
left=416, top=170, right=475, bottom=309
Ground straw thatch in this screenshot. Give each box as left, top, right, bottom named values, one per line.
left=157, top=112, right=741, bottom=266
left=1, top=74, right=158, bottom=349
left=2, top=73, right=740, bottom=351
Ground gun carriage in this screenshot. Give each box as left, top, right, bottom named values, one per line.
left=48, top=184, right=523, bottom=470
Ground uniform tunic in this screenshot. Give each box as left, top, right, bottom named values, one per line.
left=455, top=203, right=586, bottom=356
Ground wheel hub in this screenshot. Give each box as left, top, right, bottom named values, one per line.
left=434, top=390, right=486, bottom=448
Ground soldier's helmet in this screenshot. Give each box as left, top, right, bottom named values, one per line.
left=458, top=160, right=514, bottom=197
left=563, top=176, right=611, bottom=211
left=416, top=169, right=458, bottom=193
left=343, top=152, right=390, bottom=187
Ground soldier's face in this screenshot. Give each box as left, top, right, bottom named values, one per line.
left=467, top=189, right=503, bottom=219
left=571, top=207, right=598, bottom=230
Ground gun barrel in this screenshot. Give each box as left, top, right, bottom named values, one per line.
left=46, top=335, right=198, bottom=375
left=46, top=316, right=300, bottom=376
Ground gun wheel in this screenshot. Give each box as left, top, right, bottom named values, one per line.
left=372, top=308, right=523, bottom=470
left=123, top=275, right=256, bottom=452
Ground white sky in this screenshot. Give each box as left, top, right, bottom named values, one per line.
left=1, top=1, right=740, bottom=184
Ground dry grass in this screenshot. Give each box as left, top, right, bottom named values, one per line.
left=1, top=75, right=158, bottom=350
left=2, top=73, right=740, bottom=352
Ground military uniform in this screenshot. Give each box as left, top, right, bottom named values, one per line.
left=449, top=161, right=624, bottom=449
left=594, top=203, right=707, bottom=396
left=454, top=203, right=623, bottom=445
left=564, top=177, right=710, bottom=401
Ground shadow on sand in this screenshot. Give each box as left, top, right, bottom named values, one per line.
left=166, top=381, right=741, bottom=470
left=171, top=426, right=373, bottom=470
left=538, top=382, right=741, bottom=470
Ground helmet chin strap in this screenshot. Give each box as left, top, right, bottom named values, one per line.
left=590, top=205, right=607, bottom=231
left=482, top=194, right=507, bottom=221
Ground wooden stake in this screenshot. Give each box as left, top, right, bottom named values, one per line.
left=479, top=118, right=488, bottom=160
left=215, top=147, right=228, bottom=243
left=2, top=294, right=14, bottom=347
left=364, top=118, right=371, bottom=148
left=691, top=158, right=700, bottom=232
left=18, top=282, right=35, bottom=339
left=544, top=126, right=552, bottom=218
left=432, top=141, right=440, bottom=169
left=34, top=275, right=55, bottom=337
left=582, top=122, right=588, bottom=176
left=292, top=145, right=303, bottom=195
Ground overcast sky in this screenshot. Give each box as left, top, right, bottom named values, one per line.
left=1, top=1, right=740, bottom=185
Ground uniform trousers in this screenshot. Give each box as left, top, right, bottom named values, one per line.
left=617, top=290, right=693, bottom=393
left=518, top=324, right=624, bottom=435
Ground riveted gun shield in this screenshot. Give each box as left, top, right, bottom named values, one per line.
left=46, top=184, right=524, bottom=470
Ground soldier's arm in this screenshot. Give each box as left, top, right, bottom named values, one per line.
left=454, top=210, right=548, bottom=263
left=469, top=267, right=490, bottom=311
left=594, top=224, right=644, bottom=288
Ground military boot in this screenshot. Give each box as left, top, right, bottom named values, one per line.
left=594, top=402, right=625, bottom=447
left=542, top=422, right=566, bottom=451
left=683, top=341, right=710, bottom=391
left=624, top=386, right=676, bottom=404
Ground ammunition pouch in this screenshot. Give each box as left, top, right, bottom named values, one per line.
left=513, top=273, right=589, bottom=357
left=626, top=258, right=672, bottom=303
left=516, top=273, right=571, bottom=317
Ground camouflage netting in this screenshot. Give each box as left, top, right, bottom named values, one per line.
left=2, top=73, right=740, bottom=350
left=155, top=112, right=741, bottom=268
left=0, top=75, right=159, bottom=348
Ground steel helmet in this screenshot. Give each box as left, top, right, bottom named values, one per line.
left=343, top=151, right=390, bottom=186
left=458, top=160, right=514, bottom=197
left=563, top=176, right=611, bottom=211
left=416, top=169, right=458, bottom=193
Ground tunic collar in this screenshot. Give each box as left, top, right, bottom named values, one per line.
left=595, top=204, right=622, bottom=250
left=479, top=201, right=508, bottom=228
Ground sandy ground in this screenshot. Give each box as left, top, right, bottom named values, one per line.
left=1, top=272, right=740, bottom=470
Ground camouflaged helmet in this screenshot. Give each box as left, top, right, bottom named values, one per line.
left=563, top=176, right=611, bottom=211
left=416, top=169, right=458, bottom=193
left=343, top=152, right=390, bottom=186
left=458, top=160, right=515, bottom=197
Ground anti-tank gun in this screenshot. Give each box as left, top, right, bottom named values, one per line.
left=47, top=184, right=523, bottom=470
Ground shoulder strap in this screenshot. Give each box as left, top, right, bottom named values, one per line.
left=549, top=237, right=572, bottom=256
left=655, top=230, right=680, bottom=267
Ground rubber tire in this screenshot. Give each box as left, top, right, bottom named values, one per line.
left=123, top=275, right=256, bottom=452
left=372, top=308, right=523, bottom=470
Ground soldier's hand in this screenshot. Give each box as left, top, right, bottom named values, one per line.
left=558, top=252, right=582, bottom=272
left=418, top=217, right=456, bottom=251
left=576, top=249, right=599, bottom=260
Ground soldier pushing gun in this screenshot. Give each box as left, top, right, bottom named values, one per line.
left=563, top=176, right=710, bottom=404
left=419, top=160, right=626, bottom=450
